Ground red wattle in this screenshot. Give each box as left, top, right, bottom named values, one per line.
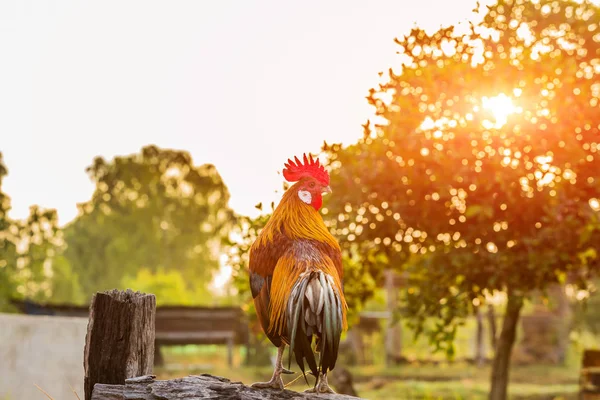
left=311, top=193, right=323, bottom=210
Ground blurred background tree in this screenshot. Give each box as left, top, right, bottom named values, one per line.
left=0, top=152, right=18, bottom=310
left=62, top=145, right=236, bottom=304
left=323, top=0, right=600, bottom=398
left=0, top=152, right=64, bottom=310
left=121, top=268, right=198, bottom=306
left=13, top=206, right=63, bottom=303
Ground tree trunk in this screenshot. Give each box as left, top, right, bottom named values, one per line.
left=475, top=305, right=485, bottom=366
left=384, top=269, right=402, bottom=366
left=489, top=292, right=524, bottom=400
left=488, top=303, right=498, bottom=353
left=84, top=289, right=156, bottom=400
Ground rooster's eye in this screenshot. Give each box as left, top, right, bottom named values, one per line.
left=309, top=182, right=315, bottom=188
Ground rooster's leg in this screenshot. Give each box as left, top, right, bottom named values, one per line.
left=316, top=373, right=335, bottom=394
left=304, top=372, right=336, bottom=394
left=251, top=345, right=286, bottom=390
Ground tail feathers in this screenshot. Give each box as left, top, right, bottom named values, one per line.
left=319, top=272, right=343, bottom=373
left=287, top=275, right=316, bottom=383
left=286, top=270, right=344, bottom=381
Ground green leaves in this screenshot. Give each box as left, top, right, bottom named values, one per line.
left=63, top=145, right=236, bottom=303
left=0, top=156, right=62, bottom=311
left=465, top=205, right=494, bottom=219
left=121, top=268, right=205, bottom=305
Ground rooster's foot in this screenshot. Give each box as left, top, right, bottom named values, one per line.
left=304, top=386, right=335, bottom=394
left=305, top=373, right=335, bottom=394
left=251, top=376, right=284, bottom=390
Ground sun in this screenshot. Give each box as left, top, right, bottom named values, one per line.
left=481, top=93, right=516, bottom=128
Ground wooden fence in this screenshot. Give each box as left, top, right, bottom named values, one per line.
left=11, top=298, right=249, bottom=367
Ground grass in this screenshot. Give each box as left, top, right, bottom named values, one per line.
left=154, top=345, right=582, bottom=399
left=356, top=380, right=577, bottom=400
left=33, top=383, right=82, bottom=400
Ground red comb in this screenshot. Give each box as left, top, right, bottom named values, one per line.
left=282, top=153, right=330, bottom=186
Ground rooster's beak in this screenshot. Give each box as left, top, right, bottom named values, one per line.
left=322, top=185, right=332, bottom=195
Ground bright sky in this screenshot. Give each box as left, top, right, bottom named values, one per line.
left=1, top=0, right=479, bottom=226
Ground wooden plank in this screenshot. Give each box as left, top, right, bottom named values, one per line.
left=84, top=289, right=156, bottom=400
left=156, top=331, right=234, bottom=342
left=156, top=309, right=243, bottom=319
left=156, top=331, right=234, bottom=340
left=226, top=336, right=234, bottom=367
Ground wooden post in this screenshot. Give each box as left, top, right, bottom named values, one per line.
left=488, top=303, right=498, bottom=353
left=552, top=283, right=572, bottom=364
left=346, top=329, right=366, bottom=365
left=384, top=269, right=402, bottom=366
left=475, top=305, right=485, bottom=366
left=154, top=343, right=165, bottom=367
left=84, top=289, right=156, bottom=400
left=226, top=335, right=234, bottom=367
left=581, top=349, right=600, bottom=399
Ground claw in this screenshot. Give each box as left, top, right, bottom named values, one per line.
left=281, top=367, right=295, bottom=375
left=316, top=384, right=335, bottom=394
left=304, top=383, right=334, bottom=394
left=309, top=372, right=336, bottom=394
left=251, top=376, right=284, bottom=390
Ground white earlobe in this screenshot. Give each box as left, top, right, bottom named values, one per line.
left=298, top=190, right=312, bottom=204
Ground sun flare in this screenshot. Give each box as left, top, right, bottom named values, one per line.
left=482, top=94, right=516, bottom=128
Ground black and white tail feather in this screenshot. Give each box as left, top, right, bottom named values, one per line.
left=286, top=270, right=343, bottom=385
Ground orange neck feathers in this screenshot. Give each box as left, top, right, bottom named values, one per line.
left=256, top=182, right=340, bottom=250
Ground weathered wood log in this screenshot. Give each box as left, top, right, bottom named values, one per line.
left=91, top=374, right=364, bottom=400
left=84, top=289, right=156, bottom=400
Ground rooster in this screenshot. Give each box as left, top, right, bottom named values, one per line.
left=249, top=154, right=347, bottom=394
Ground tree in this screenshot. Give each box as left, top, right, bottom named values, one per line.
left=121, top=268, right=199, bottom=305
left=13, top=206, right=63, bottom=303
left=323, top=0, right=600, bottom=398
left=0, top=152, right=17, bottom=310
left=0, top=152, right=64, bottom=310
left=48, top=253, right=86, bottom=304
left=64, top=145, right=236, bottom=302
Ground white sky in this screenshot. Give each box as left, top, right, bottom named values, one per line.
left=1, top=0, right=478, bottom=226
